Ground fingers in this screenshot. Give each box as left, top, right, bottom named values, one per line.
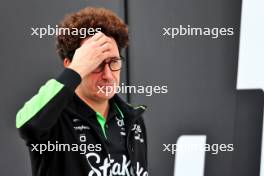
left=96, top=35, right=111, bottom=47
left=100, top=42, right=111, bottom=53
left=80, top=32, right=112, bottom=51
left=91, top=31, right=104, bottom=41
left=80, top=32, right=104, bottom=46
left=75, top=31, right=114, bottom=61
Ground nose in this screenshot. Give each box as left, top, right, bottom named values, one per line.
left=101, top=63, right=113, bottom=80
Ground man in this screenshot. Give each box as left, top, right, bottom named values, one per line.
left=16, top=7, right=148, bottom=176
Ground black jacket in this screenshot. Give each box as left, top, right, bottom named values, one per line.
left=16, top=68, right=148, bottom=176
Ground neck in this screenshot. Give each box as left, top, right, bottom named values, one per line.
left=75, top=89, right=109, bottom=119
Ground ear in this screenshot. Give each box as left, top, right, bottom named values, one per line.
left=63, top=58, right=71, bottom=68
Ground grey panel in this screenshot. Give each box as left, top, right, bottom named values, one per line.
left=127, top=0, right=242, bottom=176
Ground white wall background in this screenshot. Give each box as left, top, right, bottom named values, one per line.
left=237, top=0, right=264, bottom=91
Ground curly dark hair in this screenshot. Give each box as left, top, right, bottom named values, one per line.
left=56, top=7, right=129, bottom=61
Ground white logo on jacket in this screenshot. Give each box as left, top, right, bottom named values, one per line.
left=131, top=124, right=144, bottom=143
left=86, top=152, right=148, bottom=176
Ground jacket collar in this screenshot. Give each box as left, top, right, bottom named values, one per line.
left=112, top=94, right=147, bottom=120
left=68, top=93, right=146, bottom=121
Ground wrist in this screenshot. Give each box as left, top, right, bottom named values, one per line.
left=68, top=65, right=85, bottom=79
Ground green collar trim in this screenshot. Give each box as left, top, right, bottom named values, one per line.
left=113, top=102, right=124, bottom=119
left=95, top=112, right=107, bottom=139
left=95, top=102, right=124, bottom=139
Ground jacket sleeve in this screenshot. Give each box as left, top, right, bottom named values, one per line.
left=16, top=68, right=81, bottom=142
